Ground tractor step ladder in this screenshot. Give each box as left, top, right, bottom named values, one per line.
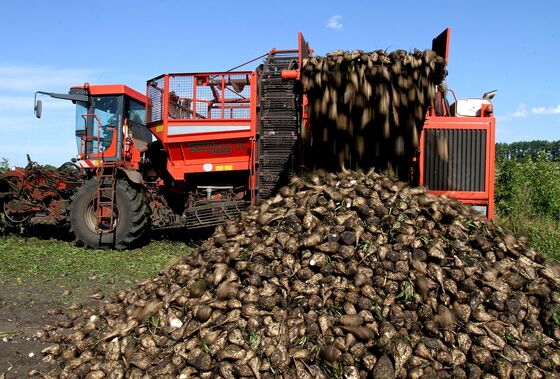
left=95, top=163, right=117, bottom=232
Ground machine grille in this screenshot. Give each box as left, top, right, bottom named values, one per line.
left=147, top=76, right=164, bottom=123
left=423, top=129, right=486, bottom=192
left=183, top=200, right=246, bottom=229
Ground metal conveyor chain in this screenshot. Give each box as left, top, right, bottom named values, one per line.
left=257, top=51, right=300, bottom=200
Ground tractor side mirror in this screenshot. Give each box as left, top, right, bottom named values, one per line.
left=34, top=99, right=42, bottom=118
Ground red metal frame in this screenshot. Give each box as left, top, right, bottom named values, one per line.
left=420, top=26, right=496, bottom=219
left=298, top=32, right=312, bottom=70
left=71, top=84, right=146, bottom=104
left=419, top=114, right=496, bottom=219
left=147, top=71, right=258, bottom=182
left=0, top=165, right=81, bottom=225
left=432, top=28, right=450, bottom=61
left=146, top=34, right=308, bottom=200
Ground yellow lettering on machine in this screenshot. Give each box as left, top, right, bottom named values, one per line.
left=215, top=165, right=233, bottom=171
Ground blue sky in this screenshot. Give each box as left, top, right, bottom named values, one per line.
left=0, top=0, right=558, bottom=167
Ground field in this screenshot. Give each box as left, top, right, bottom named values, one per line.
left=0, top=157, right=559, bottom=376
left=0, top=237, right=192, bottom=376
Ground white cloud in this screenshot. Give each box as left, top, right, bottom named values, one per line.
left=511, top=103, right=528, bottom=118
left=531, top=105, right=560, bottom=115
left=0, top=65, right=100, bottom=92
left=500, top=103, right=560, bottom=122
left=326, top=15, right=343, bottom=30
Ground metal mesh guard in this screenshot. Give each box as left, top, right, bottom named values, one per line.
left=168, top=73, right=252, bottom=121
left=147, top=76, right=164, bottom=123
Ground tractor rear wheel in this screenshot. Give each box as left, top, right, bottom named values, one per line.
left=69, top=178, right=149, bottom=249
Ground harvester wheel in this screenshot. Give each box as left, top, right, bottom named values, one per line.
left=69, top=178, right=149, bottom=249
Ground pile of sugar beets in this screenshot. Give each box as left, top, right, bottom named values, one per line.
left=301, top=49, right=446, bottom=179
left=36, top=170, right=560, bottom=379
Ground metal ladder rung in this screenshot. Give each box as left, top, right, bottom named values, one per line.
left=94, top=166, right=117, bottom=232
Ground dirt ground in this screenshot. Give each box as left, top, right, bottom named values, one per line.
left=0, top=231, right=196, bottom=377
left=0, top=280, right=105, bottom=377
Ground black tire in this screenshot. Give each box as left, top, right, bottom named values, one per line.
left=69, top=178, right=150, bottom=249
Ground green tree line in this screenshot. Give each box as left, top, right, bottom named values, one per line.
left=496, top=140, right=560, bottom=161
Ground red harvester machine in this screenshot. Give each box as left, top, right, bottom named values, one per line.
left=0, top=28, right=496, bottom=249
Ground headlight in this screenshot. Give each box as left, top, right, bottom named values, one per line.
left=471, top=205, right=488, bottom=217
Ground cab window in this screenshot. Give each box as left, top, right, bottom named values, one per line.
left=93, top=96, right=120, bottom=152
left=125, top=97, right=152, bottom=147
left=75, top=101, right=89, bottom=154
left=127, top=98, right=145, bottom=125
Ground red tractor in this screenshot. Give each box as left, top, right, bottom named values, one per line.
left=5, top=84, right=153, bottom=248
left=0, top=29, right=496, bottom=249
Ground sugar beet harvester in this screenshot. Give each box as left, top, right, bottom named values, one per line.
left=0, top=29, right=496, bottom=249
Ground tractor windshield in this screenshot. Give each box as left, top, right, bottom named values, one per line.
left=74, top=92, right=149, bottom=161
left=92, top=96, right=119, bottom=152
left=75, top=95, right=122, bottom=159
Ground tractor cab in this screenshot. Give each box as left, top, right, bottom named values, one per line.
left=35, top=84, right=150, bottom=168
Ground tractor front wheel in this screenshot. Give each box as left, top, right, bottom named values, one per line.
left=69, top=178, right=149, bottom=249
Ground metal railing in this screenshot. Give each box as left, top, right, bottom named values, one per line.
left=147, top=72, right=254, bottom=124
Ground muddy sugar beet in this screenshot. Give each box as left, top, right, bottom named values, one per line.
left=36, top=170, right=560, bottom=378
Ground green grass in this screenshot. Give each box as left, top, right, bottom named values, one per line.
left=496, top=215, right=560, bottom=261
left=0, top=236, right=192, bottom=290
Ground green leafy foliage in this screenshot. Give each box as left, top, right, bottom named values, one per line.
left=0, top=213, right=27, bottom=236
left=553, top=312, right=560, bottom=326
left=245, top=328, right=262, bottom=352
left=0, top=157, right=9, bottom=173
left=495, top=153, right=560, bottom=221
left=0, top=157, right=21, bottom=235
left=495, top=153, right=560, bottom=260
